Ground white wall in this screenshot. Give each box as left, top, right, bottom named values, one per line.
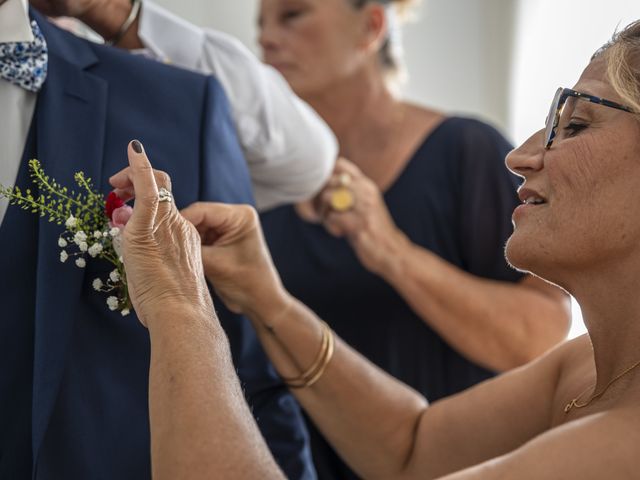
left=400, top=0, right=515, bottom=133
left=510, top=0, right=638, bottom=146
left=151, top=0, right=258, bottom=50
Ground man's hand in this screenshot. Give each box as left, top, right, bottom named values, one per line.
left=29, top=0, right=104, bottom=19
left=30, top=0, right=142, bottom=48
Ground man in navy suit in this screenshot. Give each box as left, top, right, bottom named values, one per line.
left=0, top=2, right=314, bottom=478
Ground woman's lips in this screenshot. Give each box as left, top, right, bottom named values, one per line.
left=266, top=61, right=295, bottom=72
left=512, top=201, right=546, bottom=223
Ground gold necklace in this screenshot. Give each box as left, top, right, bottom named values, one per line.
left=564, top=358, right=640, bottom=414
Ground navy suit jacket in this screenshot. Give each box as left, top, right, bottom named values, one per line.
left=0, top=12, right=314, bottom=480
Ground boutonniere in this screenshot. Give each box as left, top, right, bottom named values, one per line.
left=0, top=160, right=133, bottom=315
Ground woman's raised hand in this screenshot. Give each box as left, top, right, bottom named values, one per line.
left=108, top=140, right=214, bottom=327
left=181, top=202, right=289, bottom=320
left=316, top=158, right=410, bottom=278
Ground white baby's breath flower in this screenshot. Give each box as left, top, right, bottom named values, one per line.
left=79, top=241, right=88, bottom=252
left=109, top=270, right=121, bottom=283
left=121, top=308, right=130, bottom=316
left=111, top=235, right=123, bottom=258
left=58, top=237, right=68, bottom=248
left=94, top=231, right=103, bottom=239
left=74, top=231, right=87, bottom=245
left=65, top=215, right=77, bottom=228
left=75, top=257, right=86, bottom=268
left=106, top=296, right=119, bottom=311
left=110, top=227, right=120, bottom=238
left=88, top=243, right=103, bottom=258
left=92, top=278, right=104, bottom=291
left=60, top=250, right=68, bottom=263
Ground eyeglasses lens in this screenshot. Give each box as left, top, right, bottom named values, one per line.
left=545, top=87, right=564, bottom=148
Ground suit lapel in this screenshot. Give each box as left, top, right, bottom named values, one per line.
left=29, top=12, right=109, bottom=468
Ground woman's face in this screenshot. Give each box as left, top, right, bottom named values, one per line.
left=258, top=0, right=376, bottom=98
left=505, top=57, right=640, bottom=285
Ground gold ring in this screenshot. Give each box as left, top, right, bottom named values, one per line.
left=329, top=187, right=355, bottom=212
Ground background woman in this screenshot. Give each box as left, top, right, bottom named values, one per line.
left=257, top=1, right=570, bottom=475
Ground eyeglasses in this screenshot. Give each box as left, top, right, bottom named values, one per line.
left=544, top=87, right=634, bottom=149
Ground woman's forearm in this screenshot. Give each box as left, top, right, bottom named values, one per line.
left=380, top=241, right=570, bottom=371
left=247, top=295, right=429, bottom=480
left=147, top=305, right=284, bottom=480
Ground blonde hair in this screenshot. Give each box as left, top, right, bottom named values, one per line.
left=349, top=0, right=420, bottom=82
left=595, top=20, right=640, bottom=113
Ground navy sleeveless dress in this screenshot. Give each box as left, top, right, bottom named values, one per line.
left=260, top=117, right=524, bottom=479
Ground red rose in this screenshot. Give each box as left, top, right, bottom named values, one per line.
left=105, top=191, right=125, bottom=220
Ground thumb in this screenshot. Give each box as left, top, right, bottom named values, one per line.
left=181, top=202, right=232, bottom=239
left=126, top=140, right=158, bottom=232
left=181, top=203, right=259, bottom=248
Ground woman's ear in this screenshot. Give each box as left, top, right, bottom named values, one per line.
left=358, top=2, right=388, bottom=54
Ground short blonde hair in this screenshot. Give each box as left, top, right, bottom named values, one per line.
left=349, top=0, right=420, bottom=81
left=595, top=20, right=640, bottom=113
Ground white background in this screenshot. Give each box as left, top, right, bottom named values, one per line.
left=155, top=0, right=639, bottom=338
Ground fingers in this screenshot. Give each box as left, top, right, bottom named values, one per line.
left=109, top=141, right=175, bottom=228
left=181, top=202, right=229, bottom=246
left=316, top=188, right=336, bottom=219
left=125, top=140, right=159, bottom=232
left=323, top=211, right=358, bottom=238
left=334, top=157, right=361, bottom=176
left=109, top=171, right=171, bottom=203
left=181, top=202, right=232, bottom=236
left=324, top=158, right=361, bottom=189
left=181, top=203, right=258, bottom=246
left=181, top=202, right=213, bottom=228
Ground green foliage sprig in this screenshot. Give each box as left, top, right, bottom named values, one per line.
left=0, top=160, right=131, bottom=315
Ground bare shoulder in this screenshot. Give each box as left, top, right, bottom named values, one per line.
left=553, top=333, right=593, bottom=373
left=548, top=334, right=597, bottom=424
left=406, top=336, right=592, bottom=478
left=437, top=335, right=640, bottom=479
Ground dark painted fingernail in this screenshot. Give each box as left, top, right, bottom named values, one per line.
left=131, top=140, right=144, bottom=154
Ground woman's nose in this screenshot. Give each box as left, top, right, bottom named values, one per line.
left=258, top=21, right=280, bottom=56
left=506, top=129, right=545, bottom=178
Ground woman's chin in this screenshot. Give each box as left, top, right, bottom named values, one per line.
left=506, top=236, right=564, bottom=287
left=504, top=235, right=536, bottom=275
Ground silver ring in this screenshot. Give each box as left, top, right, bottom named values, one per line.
left=158, top=187, right=173, bottom=204
left=337, top=173, right=352, bottom=188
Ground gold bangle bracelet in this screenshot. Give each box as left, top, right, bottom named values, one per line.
left=283, top=321, right=329, bottom=386
left=286, top=322, right=335, bottom=389
left=295, top=326, right=334, bottom=389
left=283, top=321, right=331, bottom=388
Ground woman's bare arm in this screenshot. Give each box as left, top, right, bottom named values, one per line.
left=113, top=145, right=284, bottom=480
left=246, top=293, right=572, bottom=479
left=146, top=306, right=285, bottom=480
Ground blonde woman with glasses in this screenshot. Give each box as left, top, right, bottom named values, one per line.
left=116, top=20, right=640, bottom=479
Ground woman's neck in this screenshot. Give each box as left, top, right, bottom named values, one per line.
left=302, top=66, right=402, bottom=161
left=571, top=258, right=640, bottom=392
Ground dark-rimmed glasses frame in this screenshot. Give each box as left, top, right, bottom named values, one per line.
left=544, top=87, right=634, bottom=149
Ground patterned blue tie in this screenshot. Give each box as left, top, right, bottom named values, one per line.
left=0, top=20, right=48, bottom=92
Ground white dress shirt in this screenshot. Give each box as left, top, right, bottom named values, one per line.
left=0, top=0, right=37, bottom=226
left=138, top=1, right=337, bottom=211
